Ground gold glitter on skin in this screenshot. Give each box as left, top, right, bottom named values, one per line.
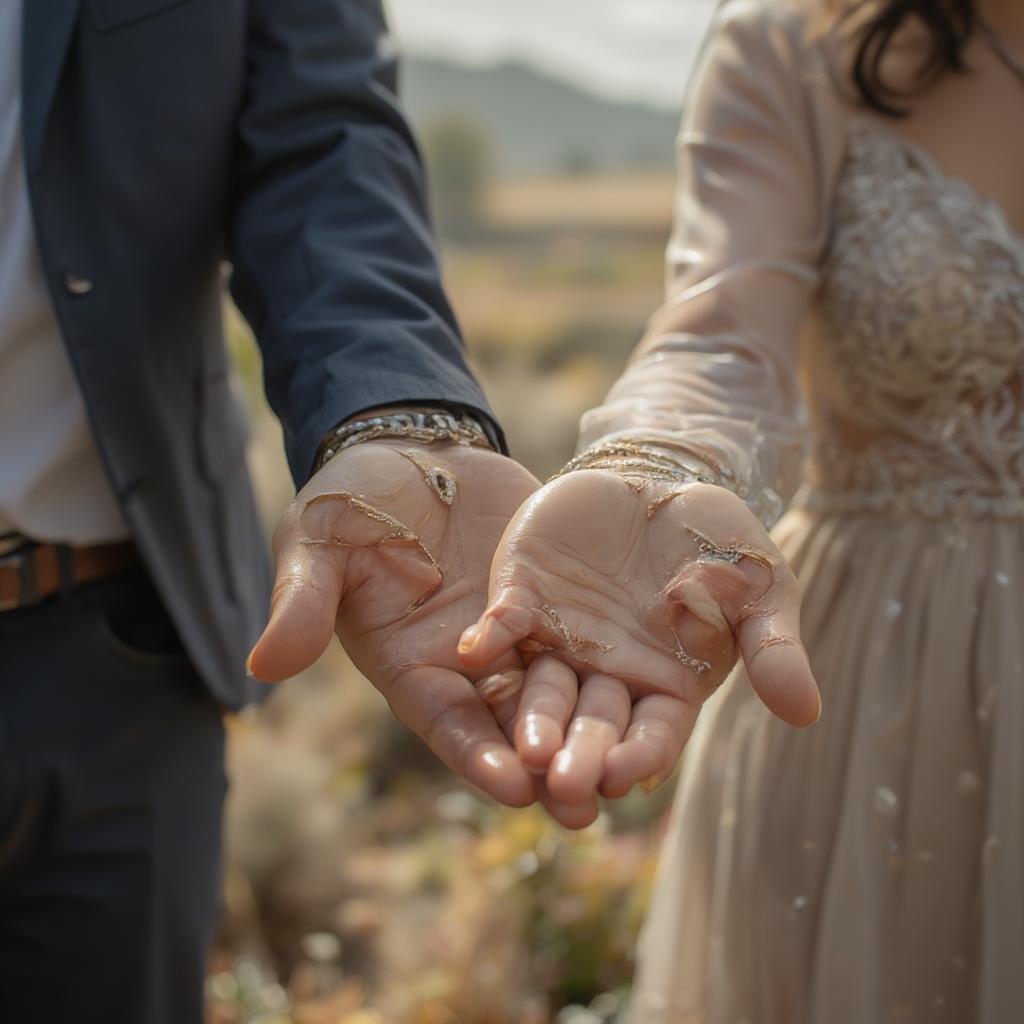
left=683, top=524, right=774, bottom=571
left=672, top=630, right=712, bottom=675
left=300, top=491, right=442, bottom=610
left=395, top=449, right=458, bottom=506
left=756, top=633, right=800, bottom=655
left=519, top=638, right=556, bottom=655
left=541, top=604, right=613, bottom=654
left=646, top=489, right=684, bottom=520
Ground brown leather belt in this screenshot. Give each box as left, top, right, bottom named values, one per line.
left=0, top=539, right=139, bottom=612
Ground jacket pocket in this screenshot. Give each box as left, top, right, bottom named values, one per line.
left=89, top=0, right=209, bottom=32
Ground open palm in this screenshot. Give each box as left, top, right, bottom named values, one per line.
left=248, top=440, right=541, bottom=806
left=458, top=469, right=820, bottom=826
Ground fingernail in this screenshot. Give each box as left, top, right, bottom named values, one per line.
left=523, top=716, right=545, bottom=749
left=640, top=772, right=665, bottom=793
left=481, top=750, right=504, bottom=770
left=245, top=649, right=256, bottom=677
left=553, top=750, right=573, bottom=775
left=457, top=624, right=480, bottom=654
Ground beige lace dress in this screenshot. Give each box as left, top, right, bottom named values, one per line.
left=577, top=2, right=1024, bottom=1021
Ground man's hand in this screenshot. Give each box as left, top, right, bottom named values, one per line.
left=458, top=469, right=821, bottom=827
left=247, top=440, right=541, bottom=807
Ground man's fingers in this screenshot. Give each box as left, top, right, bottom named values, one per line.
left=247, top=542, right=344, bottom=683
left=548, top=673, right=631, bottom=804
left=458, top=586, right=538, bottom=670
left=513, top=656, right=579, bottom=771
left=737, top=567, right=820, bottom=728
left=386, top=666, right=536, bottom=808
left=601, top=694, right=699, bottom=799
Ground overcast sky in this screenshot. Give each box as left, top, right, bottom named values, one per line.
left=385, top=0, right=718, bottom=109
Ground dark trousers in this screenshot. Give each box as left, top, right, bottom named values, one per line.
left=0, top=566, right=226, bottom=1023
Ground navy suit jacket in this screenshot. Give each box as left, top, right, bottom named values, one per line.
left=22, top=0, right=501, bottom=707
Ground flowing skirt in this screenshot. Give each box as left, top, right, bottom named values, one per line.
left=626, top=507, right=1024, bottom=1023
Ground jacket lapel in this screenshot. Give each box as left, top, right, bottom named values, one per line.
left=22, top=0, right=85, bottom=172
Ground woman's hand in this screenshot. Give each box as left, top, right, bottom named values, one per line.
left=458, top=469, right=821, bottom=827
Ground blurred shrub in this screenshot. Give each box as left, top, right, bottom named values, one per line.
left=422, top=117, right=493, bottom=239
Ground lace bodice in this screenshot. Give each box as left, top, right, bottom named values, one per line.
left=579, top=1, right=1024, bottom=527
left=804, top=117, right=1024, bottom=518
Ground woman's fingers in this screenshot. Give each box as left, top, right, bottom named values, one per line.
left=457, top=585, right=538, bottom=670
left=513, top=656, right=579, bottom=771
left=547, top=673, right=631, bottom=804
left=601, top=693, right=699, bottom=799
left=662, top=510, right=821, bottom=729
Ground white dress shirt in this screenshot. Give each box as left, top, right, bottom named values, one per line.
left=0, top=1, right=128, bottom=544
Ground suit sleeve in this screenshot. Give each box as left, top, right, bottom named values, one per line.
left=226, top=0, right=503, bottom=485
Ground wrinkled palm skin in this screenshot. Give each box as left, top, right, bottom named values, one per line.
left=459, top=469, right=821, bottom=828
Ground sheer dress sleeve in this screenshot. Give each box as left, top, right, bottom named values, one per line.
left=578, top=0, right=844, bottom=527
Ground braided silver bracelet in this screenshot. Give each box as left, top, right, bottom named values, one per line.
left=315, top=409, right=495, bottom=473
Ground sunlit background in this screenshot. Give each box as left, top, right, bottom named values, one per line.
left=388, top=0, right=714, bottom=107
left=211, top=4, right=718, bottom=1022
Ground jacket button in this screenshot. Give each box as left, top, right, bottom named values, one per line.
left=64, top=273, right=94, bottom=295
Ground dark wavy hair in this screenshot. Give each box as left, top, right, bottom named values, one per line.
left=835, top=0, right=977, bottom=115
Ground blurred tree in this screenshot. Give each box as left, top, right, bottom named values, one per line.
left=421, top=116, right=492, bottom=239
left=560, top=149, right=596, bottom=178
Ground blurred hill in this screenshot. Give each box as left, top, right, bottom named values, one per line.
left=401, top=56, right=680, bottom=176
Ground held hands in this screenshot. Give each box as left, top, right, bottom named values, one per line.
left=458, top=470, right=821, bottom=828
left=249, top=435, right=820, bottom=828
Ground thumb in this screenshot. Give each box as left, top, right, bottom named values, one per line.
left=667, top=556, right=820, bottom=727
left=249, top=488, right=446, bottom=682
left=735, top=570, right=820, bottom=728
left=247, top=541, right=345, bottom=683
left=458, top=585, right=540, bottom=671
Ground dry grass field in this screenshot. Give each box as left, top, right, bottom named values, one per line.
left=485, top=173, right=677, bottom=233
